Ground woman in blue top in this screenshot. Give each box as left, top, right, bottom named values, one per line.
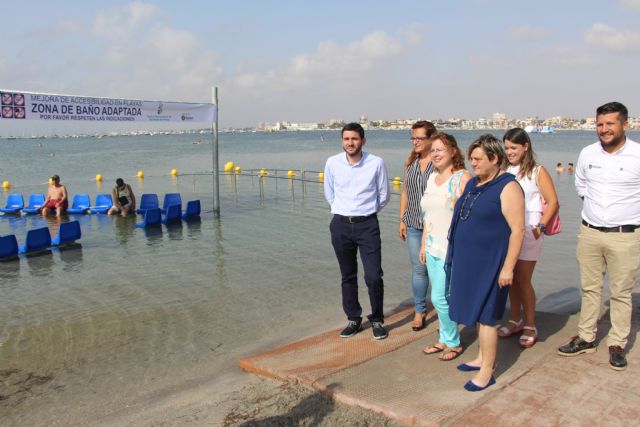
left=398, top=121, right=436, bottom=331
left=447, top=134, right=525, bottom=391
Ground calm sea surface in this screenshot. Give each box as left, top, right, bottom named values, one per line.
left=1, top=129, right=638, bottom=423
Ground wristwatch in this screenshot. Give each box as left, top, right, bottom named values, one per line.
left=537, top=223, right=547, bottom=233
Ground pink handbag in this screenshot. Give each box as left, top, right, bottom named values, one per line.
left=541, top=196, right=562, bottom=235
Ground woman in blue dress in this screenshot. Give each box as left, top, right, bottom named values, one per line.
left=447, top=134, right=525, bottom=392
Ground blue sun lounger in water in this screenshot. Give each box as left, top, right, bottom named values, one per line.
left=90, top=194, right=113, bottom=214
left=18, top=227, right=52, bottom=254
left=0, top=194, right=24, bottom=214
left=162, top=204, right=182, bottom=224
left=67, top=194, right=91, bottom=214
left=160, top=193, right=182, bottom=214
left=22, top=194, right=46, bottom=214
left=136, top=193, right=159, bottom=215
left=51, top=220, right=81, bottom=245
left=182, top=200, right=201, bottom=220
left=0, top=234, right=19, bottom=259
left=135, top=207, right=161, bottom=228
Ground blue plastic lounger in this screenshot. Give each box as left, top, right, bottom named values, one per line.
left=0, top=234, right=19, bottom=259
left=18, top=227, right=52, bottom=254
left=162, top=204, right=182, bottom=224
left=22, top=194, right=46, bottom=214
left=182, top=200, right=201, bottom=220
left=160, top=193, right=182, bottom=213
left=0, top=194, right=24, bottom=214
left=66, top=194, right=91, bottom=214
left=136, top=193, right=159, bottom=214
left=135, top=207, right=161, bottom=228
left=51, top=220, right=81, bottom=245
left=90, top=194, right=113, bottom=214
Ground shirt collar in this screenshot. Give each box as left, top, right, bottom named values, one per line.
left=599, top=137, right=629, bottom=155
left=342, top=151, right=367, bottom=166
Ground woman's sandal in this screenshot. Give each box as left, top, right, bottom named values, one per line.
left=519, top=326, right=538, bottom=348
left=423, top=343, right=446, bottom=354
left=439, top=346, right=463, bottom=361
left=412, top=312, right=427, bottom=331
left=497, top=319, right=524, bottom=338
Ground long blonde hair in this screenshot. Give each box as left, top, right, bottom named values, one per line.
left=404, top=121, right=437, bottom=169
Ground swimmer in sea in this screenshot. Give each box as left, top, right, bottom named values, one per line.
left=41, top=174, right=68, bottom=217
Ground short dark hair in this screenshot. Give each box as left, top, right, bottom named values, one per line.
left=468, top=134, right=506, bottom=168
left=341, top=122, right=365, bottom=138
left=116, top=178, right=124, bottom=187
left=51, top=174, right=60, bottom=181
left=597, top=101, right=628, bottom=122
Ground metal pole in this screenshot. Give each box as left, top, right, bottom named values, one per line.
left=212, top=86, right=220, bottom=216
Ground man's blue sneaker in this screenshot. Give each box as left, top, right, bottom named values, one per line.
left=340, top=320, right=362, bottom=338
left=371, top=322, right=388, bottom=340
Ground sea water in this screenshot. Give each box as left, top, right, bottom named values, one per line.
left=1, top=129, right=637, bottom=423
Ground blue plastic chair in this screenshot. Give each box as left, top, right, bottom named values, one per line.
left=52, top=220, right=81, bottom=245
left=66, top=194, right=91, bottom=214
left=160, top=193, right=182, bottom=213
left=162, top=204, right=182, bottom=224
left=22, top=194, right=46, bottom=214
left=0, top=234, right=19, bottom=259
left=182, top=200, right=201, bottom=220
left=136, top=193, right=159, bottom=214
left=0, top=194, right=24, bottom=214
left=135, top=207, right=162, bottom=228
left=90, top=194, right=113, bottom=214
left=18, top=227, right=52, bottom=254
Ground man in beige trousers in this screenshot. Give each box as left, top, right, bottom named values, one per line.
left=558, top=101, right=640, bottom=371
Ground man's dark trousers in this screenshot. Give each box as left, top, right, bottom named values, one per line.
left=330, top=214, right=384, bottom=323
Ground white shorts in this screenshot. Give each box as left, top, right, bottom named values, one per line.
left=518, top=226, right=544, bottom=261
left=112, top=203, right=132, bottom=213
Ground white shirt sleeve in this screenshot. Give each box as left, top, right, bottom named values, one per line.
left=377, top=159, right=390, bottom=210
left=323, top=159, right=334, bottom=205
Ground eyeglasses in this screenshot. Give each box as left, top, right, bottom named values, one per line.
left=429, top=148, right=448, bottom=154
left=410, top=136, right=429, bottom=142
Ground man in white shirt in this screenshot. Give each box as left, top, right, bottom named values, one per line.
left=558, top=102, right=640, bottom=371
left=324, top=123, right=390, bottom=339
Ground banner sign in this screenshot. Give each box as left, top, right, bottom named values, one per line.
left=0, top=89, right=216, bottom=123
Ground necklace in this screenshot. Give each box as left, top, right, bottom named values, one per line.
left=458, top=190, right=482, bottom=221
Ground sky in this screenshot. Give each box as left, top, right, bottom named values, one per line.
left=2, top=0, right=640, bottom=130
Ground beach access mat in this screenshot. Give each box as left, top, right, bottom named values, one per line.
left=239, top=306, right=438, bottom=384
left=239, top=304, right=640, bottom=426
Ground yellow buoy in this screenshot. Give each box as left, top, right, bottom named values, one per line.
left=235, top=166, right=241, bottom=174
left=2, top=180, right=10, bottom=189
left=95, top=174, right=103, bottom=182
left=171, top=168, right=178, bottom=176
left=224, top=161, right=235, bottom=172
left=49, top=178, right=54, bottom=186
left=137, top=170, right=144, bottom=179
left=287, top=170, right=296, bottom=178
left=393, top=176, right=402, bottom=187
left=318, top=172, right=324, bottom=181
left=259, top=168, right=268, bottom=176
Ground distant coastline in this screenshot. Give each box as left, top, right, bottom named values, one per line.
left=2, top=115, right=640, bottom=140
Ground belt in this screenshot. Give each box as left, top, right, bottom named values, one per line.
left=335, top=213, right=376, bottom=224
left=582, top=220, right=639, bottom=233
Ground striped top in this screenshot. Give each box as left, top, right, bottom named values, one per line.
left=402, top=158, right=434, bottom=229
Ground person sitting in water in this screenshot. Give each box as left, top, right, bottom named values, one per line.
left=556, top=162, right=564, bottom=173
left=108, top=178, right=136, bottom=217
left=41, top=174, right=68, bottom=217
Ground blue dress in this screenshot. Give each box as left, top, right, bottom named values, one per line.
left=446, top=173, right=515, bottom=326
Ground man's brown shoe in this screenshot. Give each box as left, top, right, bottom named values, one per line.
left=557, top=336, right=596, bottom=356
left=609, top=345, right=627, bottom=371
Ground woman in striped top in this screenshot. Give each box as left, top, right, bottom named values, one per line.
left=398, top=121, right=436, bottom=331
